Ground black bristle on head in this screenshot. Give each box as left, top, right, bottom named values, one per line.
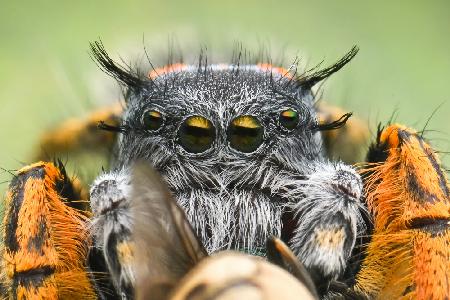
left=298, top=46, right=359, bottom=89
left=90, top=40, right=146, bottom=89
left=98, top=121, right=128, bottom=133
left=315, top=112, right=353, bottom=131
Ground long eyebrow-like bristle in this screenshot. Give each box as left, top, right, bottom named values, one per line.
left=89, top=40, right=146, bottom=89
left=298, top=46, right=359, bottom=89
left=314, top=112, right=353, bottom=131
left=97, top=121, right=128, bottom=133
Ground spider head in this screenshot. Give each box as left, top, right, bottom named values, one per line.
left=90, top=43, right=364, bottom=288
left=118, top=64, right=321, bottom=181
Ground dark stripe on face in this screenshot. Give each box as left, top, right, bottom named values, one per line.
left=4, top=166, right=45, bottom=252
left=105, top=230, right=121, bottom=276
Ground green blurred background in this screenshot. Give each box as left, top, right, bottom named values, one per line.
left=1, top=0, right=450, bottom=194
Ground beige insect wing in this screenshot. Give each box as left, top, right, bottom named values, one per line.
left=171, top=252, right=316, bottom=300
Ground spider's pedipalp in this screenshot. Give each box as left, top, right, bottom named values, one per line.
left=90, top=168, right=135, bottom=299
left=286, top=162, right=364, bottom=295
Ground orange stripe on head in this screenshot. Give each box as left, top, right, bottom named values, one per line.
left=148, top=63, right=188, bottom=79
left=256, top=63, right=293, bottom=79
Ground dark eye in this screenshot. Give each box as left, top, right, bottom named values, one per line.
left=178, top=116, right=216, bottom=153
left=142, top=110, right=163, bottom=130
left=228, top=115, right=264, bottom=153
left=279, top=109, right=299, bottom=130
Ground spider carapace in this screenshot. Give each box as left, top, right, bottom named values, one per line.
left=1, top=42, right=449, bottom=300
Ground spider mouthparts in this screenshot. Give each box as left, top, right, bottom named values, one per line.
left=99, top=198, right=126, bottom=215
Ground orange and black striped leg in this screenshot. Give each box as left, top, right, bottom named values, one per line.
left=355, top=124, right=450, bottom=299
left=34, top=104, right=122, bottom=162
left=0, top=162, right=97, bottom=299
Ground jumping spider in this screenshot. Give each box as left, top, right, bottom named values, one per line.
left=2, top=41, right=449, bottom=300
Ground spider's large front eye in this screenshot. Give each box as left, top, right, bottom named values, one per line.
left=178, top=116, right=216, bottom=153
left=279, top=109, right=299, bottom=130
left=228, top=115, right=264, bottom=153
left=142, top=109, right=163, bottom=131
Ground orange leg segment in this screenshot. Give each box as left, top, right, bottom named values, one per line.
left=317, top=103, right=369, bottom=164
left=34, top=104, right=122, bottom=162
left=355, top=124, right=450, bottom=299
left=0, top=162, right=97, bottom=299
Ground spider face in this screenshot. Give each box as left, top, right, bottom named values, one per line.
left=86, top=44, right=365, bottom=298
left=115, top=65, right=322, bottom=253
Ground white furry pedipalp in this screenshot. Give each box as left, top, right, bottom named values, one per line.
left=89, top=168, right=136, bottom=298
left=287, top=162, right=365, bottom=281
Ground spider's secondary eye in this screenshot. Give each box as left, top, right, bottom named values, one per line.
left=228, top=115, right=264, bottom=153
left=279, top=109, right=299, bottom=130
left=178, top=116, right=216, bottom=153
left=142, top=110, right=163, bottom=130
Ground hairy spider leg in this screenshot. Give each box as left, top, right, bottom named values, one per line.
left=355, top=124, right=450, bottom=299
left=34, top=103, right=123, bottom=162
left=317, top=102, right=369, bottom=164
left=0, top=162, right=98, bottom=299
